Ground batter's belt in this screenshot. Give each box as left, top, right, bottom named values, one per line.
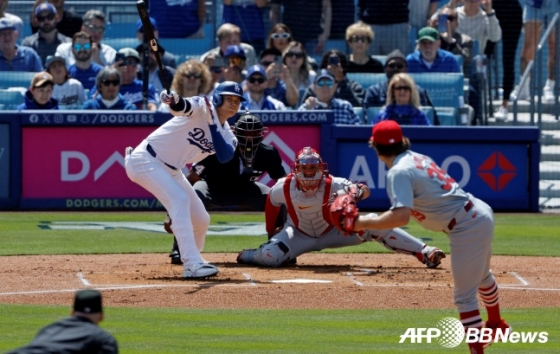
left=146, top=143, right=177, bottom=170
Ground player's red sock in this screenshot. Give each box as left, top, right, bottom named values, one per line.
left=460, top=310, right=484, bottom=353
left=479, top=282, right=501, bottom=323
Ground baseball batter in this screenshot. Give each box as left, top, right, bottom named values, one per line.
left=125, top=81, right=245, bottom=279
left=237, top=147, right=445, bottom=268
left=350, top=121, right=509, bottom=353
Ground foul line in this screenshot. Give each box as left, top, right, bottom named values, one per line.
left=242, top=273, right=257, bottom=286
left=510, top=272, right=530, bottom=286
left=344, top=272, right=364, bottom=286
left=76, top=272, right=91, bottom=286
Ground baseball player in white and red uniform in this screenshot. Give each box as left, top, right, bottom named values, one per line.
left=125, top=81, right=245, bottom=279
left=237, top=147, right=445, bottom=268
left=354, top=121, right=510, bottom=353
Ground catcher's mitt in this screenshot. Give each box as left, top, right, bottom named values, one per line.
left=329, top=193, right=359, bottom=234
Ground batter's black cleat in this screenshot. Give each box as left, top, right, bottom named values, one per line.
left=169, top=250, right=183, bottom=265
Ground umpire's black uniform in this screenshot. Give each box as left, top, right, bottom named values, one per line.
left=6, top=316, right=118, bottom=354
left=189, top=143, right=286, bottom=211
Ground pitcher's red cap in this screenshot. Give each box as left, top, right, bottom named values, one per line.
left=371, top=120, right=403, bottom=145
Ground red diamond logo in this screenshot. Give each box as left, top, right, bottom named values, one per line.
left=477, top=152, right=517, bottom=191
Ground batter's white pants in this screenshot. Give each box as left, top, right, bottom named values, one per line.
left=125, top=140, right=210, bottom=267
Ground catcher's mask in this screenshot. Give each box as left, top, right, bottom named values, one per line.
left=294, top=147, right=326, bottom=196
left=234, top=112, right=264, bottom=163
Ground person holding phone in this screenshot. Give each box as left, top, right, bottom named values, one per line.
left=300, top=50, right=365, bottom=107
left=258, top=47, right=299, bottom=107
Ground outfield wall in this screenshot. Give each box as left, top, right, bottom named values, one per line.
left=0, top=111, right=539, bottom=211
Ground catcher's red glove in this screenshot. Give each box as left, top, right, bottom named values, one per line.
left=329, top=193, right=359, bottom=234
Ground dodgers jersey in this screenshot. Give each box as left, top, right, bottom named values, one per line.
left=387, top=150, right=470, bottom=232
left=269, top=174, right=353, bottom=237
left=146, top=96, right=237, bottom=169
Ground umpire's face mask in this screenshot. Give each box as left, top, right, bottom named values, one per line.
left=237, top=130, right=263, bottom=162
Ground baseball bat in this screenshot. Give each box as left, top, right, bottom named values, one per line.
left=136, top=0, right=170, bottom=94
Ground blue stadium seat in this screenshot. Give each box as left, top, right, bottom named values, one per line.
left=365, top=106, right=383, bottom=124
left=346, top=73, right=386, bottom=89
left=0, top=72, right=37, bottom=90
left=353, top=106, right=364, bottom=124
left=0, top=90, right=24, bottom=110
left=104, top=23, right=136, bottom=39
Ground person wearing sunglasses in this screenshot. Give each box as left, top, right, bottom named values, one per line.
left=112, top=47, right=157, bottom=111
left=46, top=55, right=85, bottom=109
left=159, top=59, right=211, bottom=112
left=21, top=3, right=70, bottom=66
left=371, top=73, right=431, bottom=126
left=298, top=69, right=360, bottom=125
left=222, top=44, right=246, bottom=85
left=0, top=18, right=43, bottom=72
left=83, top=66, right=135, bottom=110
left=136, top=42, right=176, bottom=95
left=135, top=17, right=177, bottom=69
left=67, top=31, right=103, bottom=91
left=18, top=71, right=59, bottom=110
left=364, top=49, right=440, bottom=125
left=345, top=21, right=383, bottom=74
left=30, top=0, right=82, bottom=38
left=266, top=23, right=292, bottom=53
left=241, top=64, right=286, bottom=111
left=259, top=47, right=299, bottom=108
left=54, top=10, right=116, bottom=67
left=283, top=41, right=316, bottom=94
left=200, top=23, right=258, bottom=71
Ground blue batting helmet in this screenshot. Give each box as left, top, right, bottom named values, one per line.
left=212, top=81, right=246, bottom=107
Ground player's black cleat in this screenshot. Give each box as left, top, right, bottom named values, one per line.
left=169, top=250, right=182, bottom=265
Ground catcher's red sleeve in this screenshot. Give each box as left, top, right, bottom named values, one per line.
left=265, top=194, right=281, bottom=235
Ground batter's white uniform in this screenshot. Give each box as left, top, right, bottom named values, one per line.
left=239, top=174, right=429, bottom=266
left=125, top=96, right=237, bottom=267
left=387, top=150, right=496, bottom=314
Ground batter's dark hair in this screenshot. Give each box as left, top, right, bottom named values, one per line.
left=369, top=137, right=411, bottom=157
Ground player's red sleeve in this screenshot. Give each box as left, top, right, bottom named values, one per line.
left=265, top=193, right=281, bottom=235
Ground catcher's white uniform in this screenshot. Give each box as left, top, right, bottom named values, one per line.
left=238, top=173, right=437, bottom=267
left=125, top=96, right=236, bottom=269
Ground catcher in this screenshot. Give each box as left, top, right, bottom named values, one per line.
left=237, top=147, right=445, bottom=267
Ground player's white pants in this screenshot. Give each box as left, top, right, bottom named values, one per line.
left=125, top=141, right=210, bottom=267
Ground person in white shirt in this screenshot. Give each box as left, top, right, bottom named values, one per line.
left=46, top=55, right=84, bottom=109
left=241, top=64, right=286, bottom=111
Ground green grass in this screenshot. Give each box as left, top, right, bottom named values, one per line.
left=0, top=212, right=559, bottom=353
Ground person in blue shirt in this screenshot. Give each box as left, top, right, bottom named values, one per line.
left=149, top=0, right=205, bottom=38
left=372, top=73, right=431, bottom=126
left=241, top=64, right=286, bottom=111
left=222, top=0, right=267, bottom=53
left=0, top=18, right=43, bottom=72
left=406, top=26, right=461, bottom=74
left=83, top=67, right=136, bottom=110
left=67, top=31, right=103, bottom=90
left=18, top=71, right=59, bottom=110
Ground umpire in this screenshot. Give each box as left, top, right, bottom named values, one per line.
left=166, top=112, right=287, bottom=264
left=7, top=289, right=118, bottom=354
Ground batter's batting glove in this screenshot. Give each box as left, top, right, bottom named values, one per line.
left=160, top=91, right=180, bottom=106
left=329, top=194, right=359, bottom=234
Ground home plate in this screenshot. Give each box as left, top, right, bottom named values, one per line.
left=270, top=279, right=333, bottom=284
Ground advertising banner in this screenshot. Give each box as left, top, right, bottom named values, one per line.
left=0, top=124, right=9, bottom=199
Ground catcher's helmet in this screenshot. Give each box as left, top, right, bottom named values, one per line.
left=212, top=81, right=246, bottom=107
left=234, top=112, right=264, bottom=162
left=294, top=147, right=326, bottom=196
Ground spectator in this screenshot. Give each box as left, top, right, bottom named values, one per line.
left=6, top=289, right=118, bottom=354
left=519, top=0, right=558, bottom=103
left=492, top=0, right=522, bottom=120
left=0, top=0, right=24, bottom=38
left=266, top=23, right=293, bottom=54
left=22, top=3, right=71, bottom=65
left=364, top=49, right=441, bottom=125
left=159, top=59, right=211, bottom=112
left=110, top=47, right=157, bottom=111
left=406, top=27, right=462, bottom=73
left=17, top=71, right=59, bottom=110
left=241, top=64, right=286, bottom=110
left=30, top=0, right=82, bottom=38
left=55, top=10, right=116, bottom=67
left=358, top=0, right=410, bottom=55
left=149, top=0, right=205, bottom=38
left=372, top=73, right=431, bottom=125
left=331, top=0, right=356, bottom=40
left=298, top=69, right=360, bottom=125
left=67, top=31, right=103, bottom=90
left=270, top=0, right=331, bottom=55
left=222, top=0, right=268, bottom=54
left=222, top=44, right=246, bottom=84
left=429, top=5, right=474, bottom=76
left=201, top=54, right=223, bottom=98
left=0, top=18, right=43, bottom=72
left=200, top=23, right=258, bottom=69
left=283, top=41, right=316, bottom=92
left=345, top=21, right=384, bottom=74
left=448, top=0, right=502, bottom=54
left=136, top=43, right=176, bottom=95
left=135, top=17, right=177, bottom=69
left=259, top=47, right=299, bottom=107
left=83, top=66, right=136, bottom=110
left=46, top=55, right=85, bottom=109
